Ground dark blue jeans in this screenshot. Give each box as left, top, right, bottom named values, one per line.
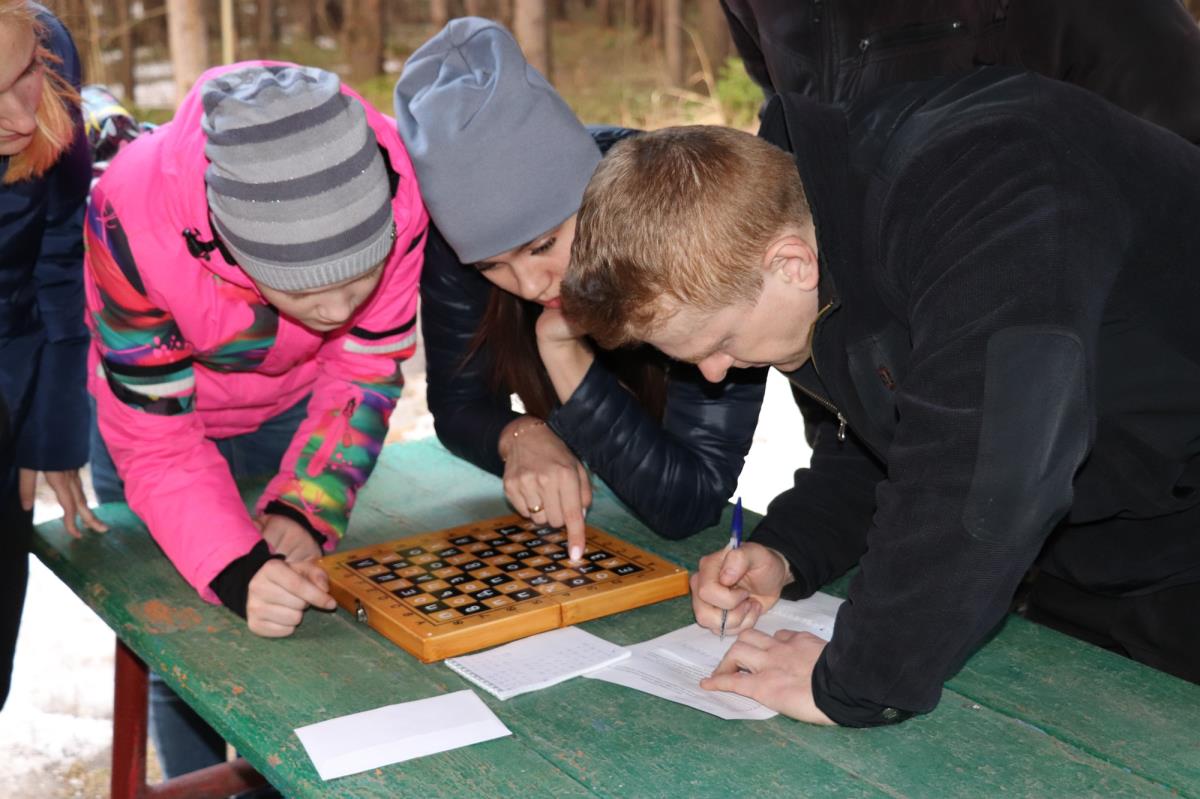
left=90, top=397, right=307, bottom=783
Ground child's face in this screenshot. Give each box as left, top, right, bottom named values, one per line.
left=0, top=22, right=43, bottom=157
left=255, top=262, right=385, bottom=333
left=473, top=214, right=576, bottom=309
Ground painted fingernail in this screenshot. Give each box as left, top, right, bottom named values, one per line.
left=570, top=545, right=582, bottom=561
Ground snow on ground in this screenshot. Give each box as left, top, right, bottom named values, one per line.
left=0, top=364, right=809, bottom=797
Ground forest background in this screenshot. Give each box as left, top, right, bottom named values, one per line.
left=52, top=0, right=766, bottom=128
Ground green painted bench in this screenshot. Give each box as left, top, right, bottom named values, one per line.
left=33, top=438, right=1200, bottom=798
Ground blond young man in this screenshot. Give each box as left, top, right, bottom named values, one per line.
left=562, top=68, right=1200, bottom=727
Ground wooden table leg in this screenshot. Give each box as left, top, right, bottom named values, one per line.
left=110, top=637, right=269, bottom=799
left=112, top=637, right=150, bottom=799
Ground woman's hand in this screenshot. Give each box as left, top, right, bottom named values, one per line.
left=19, top=468, right=109, bottom=538
left=535, top=308, right=595, bottom=404
left=498, top=416, right=592, bottom=560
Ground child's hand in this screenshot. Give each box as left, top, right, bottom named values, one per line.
left=259, top=514, right=322, bottom=562
left=245, top=559, right=337, bottom=637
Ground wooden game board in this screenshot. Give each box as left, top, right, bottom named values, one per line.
left=320, top=514, right=690, bottom=662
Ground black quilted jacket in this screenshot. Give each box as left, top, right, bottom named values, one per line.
left=721, top=0, right=1200, bottom=142
left=419, top=128, right=766, bottom=539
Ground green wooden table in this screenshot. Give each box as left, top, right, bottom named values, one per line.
left=33, top=438, right=1200, bottom=798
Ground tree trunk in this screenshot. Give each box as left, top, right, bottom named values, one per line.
left=324, top=0, right=346, bottom=33
left=634, top=0, right=655, bottom=40
left=464, top=0, right=485, bottom=16
left=166, top=0, right=210, bottom=105
left=345, top=0, right=384, bottom=84
left=257, top=0, right=276, bottom=53
left=145, top=0, right=171, bottom=47
left=513, top=0, right=552, bottom=81
left=497, top=0, right=514, bottom=28
left=431, top=0, right=450, bottom=27
left=595, top=0, right=613, bottom=27
left=664, top=0, right=683, bottom=86
left=56, top=0, right=92, bottom=81
left=287, top=0, right=320, bottom=40
left=115, top=0, right=136, bottom=103
left=699, top=0, right=732, bottom=73
left=219, top=0, right=237, bottom=63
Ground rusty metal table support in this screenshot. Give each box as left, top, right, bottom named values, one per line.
left=111, top=638, right=267, bottom=799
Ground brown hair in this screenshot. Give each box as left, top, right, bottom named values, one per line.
left=563, top=125, right=810, bottom=349
left=467, top=287, right=668, bottom=422
left=1, top=2, right=80, bottom=185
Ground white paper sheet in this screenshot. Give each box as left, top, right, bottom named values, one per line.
left=446, top=626, right=631, bottom=700
left=585, top=592, right=844, bottom=720
left=294, top=690, right=511, bottom=780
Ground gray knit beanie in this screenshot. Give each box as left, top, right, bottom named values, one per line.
left=202, top=65, right=396, bottom=292
left=394, top=18, right=600, bottom=264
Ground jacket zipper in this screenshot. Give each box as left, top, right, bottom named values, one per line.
left=859, top=20, right=966, bottom=61
left=814, top=0, right=833, bottom=101
left=797, top=301, right=848, bottom=442
left=306, top=398, right=357, bottom=477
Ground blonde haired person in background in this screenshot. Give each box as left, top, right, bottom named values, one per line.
left=0, top=1, right=104, bottom=711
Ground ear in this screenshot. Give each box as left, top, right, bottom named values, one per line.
left=762, top=229, right=819, bottom=291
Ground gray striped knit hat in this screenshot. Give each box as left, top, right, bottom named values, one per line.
left=201, top=65, right=396, bottom=292
left=394, top=18, right=601, bottom=264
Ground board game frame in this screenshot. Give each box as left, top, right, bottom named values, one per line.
left=320, top=514, right=690, bottom=662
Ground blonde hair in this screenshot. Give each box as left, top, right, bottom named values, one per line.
left=1, top=2, right=79, bottom=185
left=562, top=125, right=810, bottom=349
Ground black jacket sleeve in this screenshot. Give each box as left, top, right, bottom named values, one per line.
left=209, top=541, right=279, bottom=619
left=420, top=225, right=518, bottom=477
left=810, top=114, right=1108, bottom=726
left=550, top=361, right=765, bottom=539
left=750, top=396, right=885, bottom=598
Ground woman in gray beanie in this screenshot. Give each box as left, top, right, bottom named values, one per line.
left=396, top=18, right=765, bottom=559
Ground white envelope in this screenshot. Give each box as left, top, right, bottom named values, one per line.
left=294, top=690, right=511, bottom=780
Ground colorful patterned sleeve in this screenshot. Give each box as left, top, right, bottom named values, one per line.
left=85, top=198, right=195, bottom=414
left=257, top=230, right=424, bottom=543
left=84, top=187, right=264, bottom=603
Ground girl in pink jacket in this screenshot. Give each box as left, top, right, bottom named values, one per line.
left=85, top=63, right=427, bottom=637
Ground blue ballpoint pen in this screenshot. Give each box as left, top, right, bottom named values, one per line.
left=719, top=498, right=743, bottom=641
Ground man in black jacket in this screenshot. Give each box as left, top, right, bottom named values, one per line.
left=562, top=68, right=1200, bottom=726
left=721, top=0, right=1200, bottom=143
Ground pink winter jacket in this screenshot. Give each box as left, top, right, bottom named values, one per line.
left=83, top=62, right=427, bottom=603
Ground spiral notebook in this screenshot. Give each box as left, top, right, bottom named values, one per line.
left=444, top=626, right=630, bottom=700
